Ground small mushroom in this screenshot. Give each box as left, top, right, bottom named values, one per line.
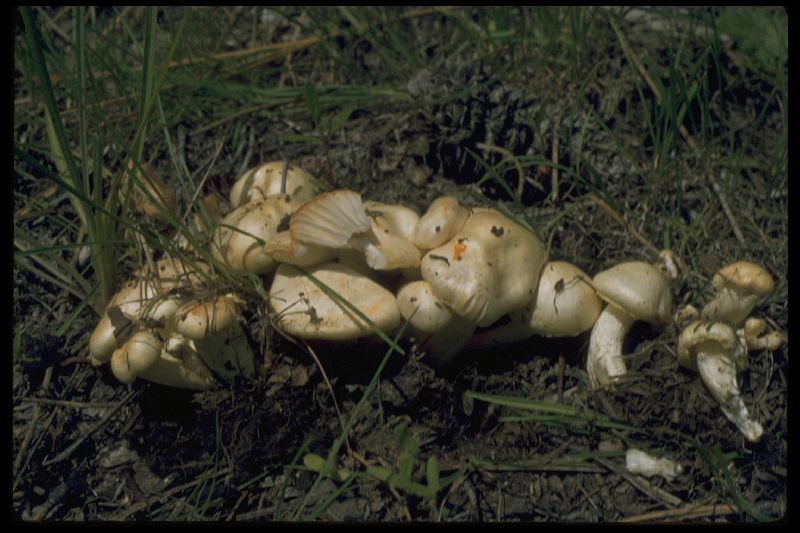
left=120, top=159, right=177, bottom=223
left=587, top=261, right=672, bottom=388
left=411, top=196, right=472, bottom=251
left=110, top=329, right=164, bottom=384
left=229, top=161, right=322, bottom=208
left=469, top=261, right=602, bottom=349
left=677, top=319, right=763, bottom=442
left=109, top=330, right=215, bottom=390
left=173, top=294, right=254, bottom=381
left=174, top=294, right=241, bottom=341
left=269, top=261, right=401, bottom=341
left=419, top=208, right=548, bottom=328
left=738, top=317, right=784, bottom=352
left=211, top=195, right=296, bottom=274
left=701, top=261, right=774, bottom=325
left=396, top=280, right=476, bottom=366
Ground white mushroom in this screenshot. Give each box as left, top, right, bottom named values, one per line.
left=229, top=161, right=322, bottom=208
left=410, top=196, right=471, bottom=251
left=701, top=261, right=774, bottom=325
left=211, top=195, right=296, bottom=274
left=267, top=191, right=422, bottom=272
left=269, top=261, right=401, bottom=341
left=396, top=280, right=476, bottom=366
left=110, top=330, right=215, bottom=390
left=677, top=319, right=762, bottom=442
left=469, top=261, right=602, bottom=350
left=419, top=208, right=547, bottom=328
left=587, top=261, right=672, bottom=388
left=173, top=294, right=255, bottom=381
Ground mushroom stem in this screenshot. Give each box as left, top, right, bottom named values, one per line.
left=695, top=346, right=764, bottom=442
left=587, top=304, right=634, bottom=388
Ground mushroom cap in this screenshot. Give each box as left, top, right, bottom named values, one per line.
left=363, top=201, right=420, bottom=241
left=269, top=261, right=401, bottom=341
left=110, top=330, right=164, bottom=384
left=677, top=320, right=746, bottom=373
left=396, top=280, right=454, bottom=335
left=420, top=208, right=547, bottom=327
left=89, top=313, right=119, bottom=365
left=592, top=261, right=672, bottom=327
left=211, top=196, right=296, bottom=274
left=712, top=261, right=774, bottom=296
left=174, top=294, right=240, bottom=341
left=290, top=190, right=371, bottom=249
left=138, top=342, right=216, bottom=390
left=701, top=261, right=775, bottom=324
left=521, top=261, right=602, bottom=337
left=121, top=159, right=177, bottom=222
left=229, top=161, right=322, bottom=208
left=411, top=196, right=471, bottom=250
left=138, top=256, right=210, bottom=291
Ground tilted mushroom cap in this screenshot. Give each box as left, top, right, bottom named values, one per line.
left=677, top=320, right=746, bottom=373
left=396, top=280, right=454, bottom=335
left=229, top=161, right=322, bottom=208
left=174, top=294, right=241, bottom=341
left=419, top=208, right=547, bottom=327
left=363, top=201, right=420, bottom=241
left=269, top=261, right=401, bottom=341
left=411, top=196, right=471, bottom=250
left=522, top=261, right=602, bottom=337
left=469, top=261, right=601, bottom=349
left=119, top=332, right=215, bottom=390
left=395, top=279, right=476, bottom=366
left=593, top=261, right=672, bottom=326
left=211, top=195, right=296, bottom=274
left=701, top=261, right=775, bottom=325
left=110, top=330, right=164, bottom=384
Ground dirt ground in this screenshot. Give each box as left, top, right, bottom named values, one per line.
left=13, top=7, right=787, bottom=522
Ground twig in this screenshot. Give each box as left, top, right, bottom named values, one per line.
left=302, top=341, right=349, bottom=450
left=585, top=192, right=660, bottom=257
left=477, top=142, right=526, bottom=199
left=41, top=389, right=138, bottom=466
left=619, top=502, right=741, bottom=523
left=608, top=16, right=747, bottom=248
left=14, top=396, right=123, bottom=410
left=14, top=367, right=53, bottom=477
left=110, top=467, right=231, bottom=521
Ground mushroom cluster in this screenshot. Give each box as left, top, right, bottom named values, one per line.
left=674, top=261, right=784, bottom=442
left=88, top=159, right=785, bottom=445
left=88, top=256, right=254, bottom=389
